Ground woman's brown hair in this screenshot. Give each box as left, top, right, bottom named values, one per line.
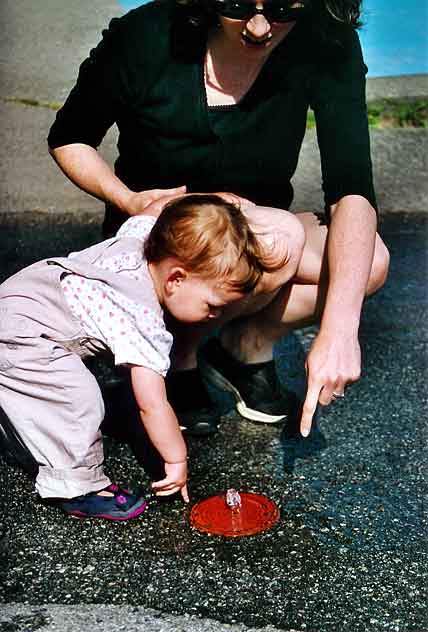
left=144, top=194, right=283, bottom=293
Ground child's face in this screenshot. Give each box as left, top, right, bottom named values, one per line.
left=164, top=271, right=245, bottom=323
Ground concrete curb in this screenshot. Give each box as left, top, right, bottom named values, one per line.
left=0, top=605, right=293, bottom=632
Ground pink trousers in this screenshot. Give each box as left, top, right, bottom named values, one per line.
left=0, top=260, right=111, bottom=498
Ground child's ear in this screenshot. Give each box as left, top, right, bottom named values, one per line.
left=165, top=267, right=187, bottom=295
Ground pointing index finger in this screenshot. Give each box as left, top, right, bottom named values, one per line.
left=181, top=485, right=190, bottom=503
left=300, top=380, right=322, bottom=437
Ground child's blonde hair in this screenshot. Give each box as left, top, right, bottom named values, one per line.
left=144, top=194, right=281, bottom=293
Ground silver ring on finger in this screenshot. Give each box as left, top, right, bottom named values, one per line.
left=332, top=391, right=345, bottom=399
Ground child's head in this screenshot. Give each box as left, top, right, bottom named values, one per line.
left=145, top=194, right=271, bottom=323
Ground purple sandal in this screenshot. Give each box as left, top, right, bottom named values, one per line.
left=59, top=483, right=147, bottom=521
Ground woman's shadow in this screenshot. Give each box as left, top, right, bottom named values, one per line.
left=275, top=331, right=328, bottom=474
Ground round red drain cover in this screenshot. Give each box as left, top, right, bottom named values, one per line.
left=190, top=492, right=280, bottom=537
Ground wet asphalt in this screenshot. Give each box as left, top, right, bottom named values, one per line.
left=0, top=210, right=426, bottom=632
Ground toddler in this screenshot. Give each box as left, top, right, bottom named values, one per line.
left=0, top=194, right=277, bottom=521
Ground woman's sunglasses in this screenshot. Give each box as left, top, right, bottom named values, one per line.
left=212, top=0, right=310, bottom=22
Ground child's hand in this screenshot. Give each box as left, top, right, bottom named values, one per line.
left=151, top=460, right=189, bottom=503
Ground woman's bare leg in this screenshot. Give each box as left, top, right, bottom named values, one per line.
left=220, top=211, right=389, bottom=363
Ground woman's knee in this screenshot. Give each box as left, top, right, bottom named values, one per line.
left=293, top=212, right=328, bottom=284
left=249, top=209, right=306, bottom=293
left=368, top=236, right=390, bottom=294
left=248, top=206, right=306, bottom=262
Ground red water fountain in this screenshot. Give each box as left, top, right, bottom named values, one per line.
left=190, top=489, right=280, bottom=537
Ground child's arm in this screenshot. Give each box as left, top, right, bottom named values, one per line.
left=130, top=365, right=189, bottom=503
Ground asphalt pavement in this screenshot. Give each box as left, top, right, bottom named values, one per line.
left=0, top=1, right=427, bottom=631
left=0, top=211, right=426, bottom=632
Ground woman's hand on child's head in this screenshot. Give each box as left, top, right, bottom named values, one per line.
left=215, top=191, right=255, bottom=212
left=127, top=186, right=187, bottom=217
left=151, top=460, right=189, bottom=503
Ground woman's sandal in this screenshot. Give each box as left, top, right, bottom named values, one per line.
left=57, top=483, right=147, bottom=521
